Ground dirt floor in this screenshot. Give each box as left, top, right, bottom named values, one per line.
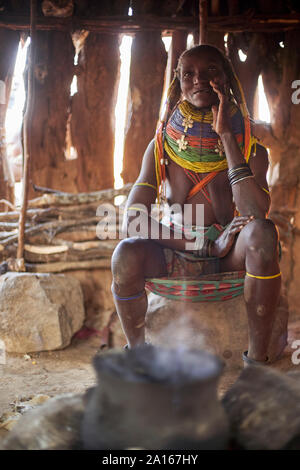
left=1, top=324, right=300, bottom=445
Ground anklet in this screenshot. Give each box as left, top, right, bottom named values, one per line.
left=242, top=350, right=269, bottom=365
left=246, top=272, right=281, bottom=280
left=111, top=287, right=145, bottom=301
left=134, top=182, right=157, bottom=191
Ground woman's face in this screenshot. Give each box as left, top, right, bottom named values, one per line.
left=179, top=49, right=228, bottom=109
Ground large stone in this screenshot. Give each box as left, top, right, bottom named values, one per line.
left=0, top=393, right=85, bottom=450
left=222, top=366, right=300, bottom=450
left=145, top=290, right=289, bottom=366
left=0, top=272, right=85, bottom=353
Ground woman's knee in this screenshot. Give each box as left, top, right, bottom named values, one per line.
left=111, top=238, right=147, bottom=280
left=243, top=219, right=279, bottom=262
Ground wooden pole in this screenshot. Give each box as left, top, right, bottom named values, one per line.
left=16, top=0, right=36, bottom=269
left=199, top=0, right=208, bottom=45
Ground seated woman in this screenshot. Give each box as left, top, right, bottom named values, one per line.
left=111, top=44, right=286, bottom=365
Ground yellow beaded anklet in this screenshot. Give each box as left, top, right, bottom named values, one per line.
left=126, top=205, right=149, bottom=215
left=134, top=182, right=157, bottom=191
left=246, top=272, right=281, bottom=280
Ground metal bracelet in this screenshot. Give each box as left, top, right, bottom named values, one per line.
left=230, top=175, right=255, bottom=186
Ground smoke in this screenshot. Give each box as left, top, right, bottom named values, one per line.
left=145, top=294, right=216, bottom=354
left=95, top=343, right=223, bottom=386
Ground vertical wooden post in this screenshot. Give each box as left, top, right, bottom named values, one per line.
left=0, top=29, right=19, bottom=212
left=199, top=0, right=208, bottom=45
left=170, top=31, right=188, bottom=78
left=17, top=0, right=36, bottom=267
left=164, top=31, right=188, bottom=95
left=122, top=32, right=167, bottom=184
left=71, top=33, right=120, bottom=192
left=28, top=30, right=75, bottom=198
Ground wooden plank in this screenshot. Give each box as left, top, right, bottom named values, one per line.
left=27, top=184, right=132, bottom=207
left=122, top=32, right=167, bottom=184
left=199, top=0, right=208, bottom=45
left=17, top=0, right=37, bottom=265
left=0, top=14, right=299, bottom=33
left=25, top=258, right=111, bottom=272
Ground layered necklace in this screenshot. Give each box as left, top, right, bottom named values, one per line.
left=163, top=100, right=244, bottom=174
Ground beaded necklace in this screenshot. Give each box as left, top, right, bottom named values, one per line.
left=154, top=99, right=249, bottom=204
left=164, top=100, right=243, bottom=173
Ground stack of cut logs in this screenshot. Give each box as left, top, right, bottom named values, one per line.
left=0, top=184, right=132, bottom=273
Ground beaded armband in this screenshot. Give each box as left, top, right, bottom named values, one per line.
left=126, top=205, right=149, bottom=215
left=133, top=182, right=157, bottom=191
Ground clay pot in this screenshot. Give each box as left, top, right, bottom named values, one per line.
left=81, top=345, right=229, bottom=449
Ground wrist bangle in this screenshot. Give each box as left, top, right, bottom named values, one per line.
left=231, top=175, right=254, bottom=186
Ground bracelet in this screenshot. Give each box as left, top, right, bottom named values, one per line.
left=231, top=175, right=254, bottom=186
left=227, top=163, right=249, bottom=176
left=228, top=166, right=252, bottom=178
left=194, top=238, right=213, bottom=258
left=228, top=165, right=253, bottom=186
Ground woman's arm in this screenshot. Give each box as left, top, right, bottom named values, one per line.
left=210, top=80, right=270, bottom=219
left=123, top=140, right=194, bottom=251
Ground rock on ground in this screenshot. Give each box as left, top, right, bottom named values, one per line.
left=222, top=366, right=300, bottom=450
left=145, top=290, right=289, bottom=367
left=0, top=272, right=85, bottom=353
left=0, top=393, right=85, bottom=450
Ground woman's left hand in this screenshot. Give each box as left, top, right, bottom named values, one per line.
left=210, top=79, right=232, bottom=137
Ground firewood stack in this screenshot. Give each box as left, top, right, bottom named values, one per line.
left=0, top=184, right=132, bottom=273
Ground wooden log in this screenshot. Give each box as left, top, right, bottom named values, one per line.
left=1, top=13, right=300, bottom=34
left=0, top=231, right=18, bottom=239
left=0, top=217, right=103, bottom=246
left=24, top=247, right=115, bottom=263
left=70, top=32, right=120, bottom=192
left=0, top=28, right=19, bottom=211
left=32, top=184, right=68, bottom=194
left=25, top=258, right=111, bottom=272
left=167, top=30, right=188, bottom=87
left=24, top=239, right=118, bottom=252
left=199, top=0, right=208, bottom=45
left=262, top=31, right=300, bottom=314
left=0, top=14, right=197, bottom=33
left=27, top=184, right=132, bottom=207
left=28, top=29, right=76, bottom=198
left=227, top=33, right=266, bottom=116
left=122, top=31, right=167, bottom=184
left=0, top=237, right=119, bottom=261
left=24, top=244, right=69, bottom=254
left=17, top=0, right=37, bottom=266
left=0, top=199, right=125, bottom=222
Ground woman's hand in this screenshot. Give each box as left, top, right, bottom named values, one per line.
left=212, top=216, right=254, bottom=258
left=210, top=79, right=232, bottom=137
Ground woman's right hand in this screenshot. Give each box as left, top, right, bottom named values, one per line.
left=212, top=216, right=254, bottom=258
